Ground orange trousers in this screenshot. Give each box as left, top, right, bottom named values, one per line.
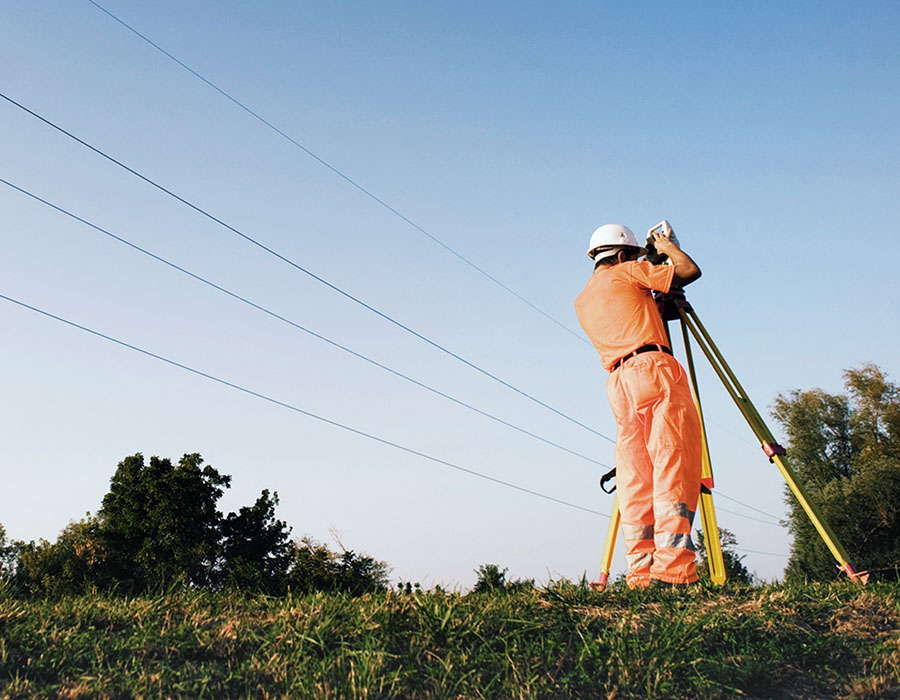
left=606, top=351, right=702, bottom=587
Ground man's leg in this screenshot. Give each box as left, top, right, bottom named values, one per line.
left=616, top=440, right=656, bottom=588
left=608, top=370, right=656, bottom=589
left=641, top=354, right=703, bottom=584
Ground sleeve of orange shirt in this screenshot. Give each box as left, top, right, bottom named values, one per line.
left=627, top=261, right=675, bottom=293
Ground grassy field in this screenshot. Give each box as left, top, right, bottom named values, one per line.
left=1, top=580, right=898, bottom=699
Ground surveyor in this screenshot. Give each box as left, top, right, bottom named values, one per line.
left=574, top=223, right=703, bottom=588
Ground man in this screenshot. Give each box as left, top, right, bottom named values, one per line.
left=574, top=223, right=703, bottom=588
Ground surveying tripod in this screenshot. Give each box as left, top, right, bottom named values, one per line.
left=592, top=286, right=869, bottom=587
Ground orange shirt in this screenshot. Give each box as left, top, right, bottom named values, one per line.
left=574, top=261, right=675, bottom=370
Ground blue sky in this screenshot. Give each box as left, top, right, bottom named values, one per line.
left=2, top=1, right=898, bottom=587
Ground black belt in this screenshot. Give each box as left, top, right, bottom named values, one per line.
left=611, top=344, right=672, bottom=371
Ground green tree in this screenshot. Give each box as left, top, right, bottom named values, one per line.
left=333, top=549, right=391, bottom=595
left=472, top=563, right=534, bottom=594
left=220, top=489, right=292, bottom=594
left=0, top=523, right=18, bottom=579
left=773, top=364, right=900, bottom=581
left=695, top=527, right=754, bottom=585
left=11, top=452, right=301, bottom=596
left=98, top=453, right=230, bottom=591
left=472, top=563, right=508, bottom=593
left=285, top=537, right=390, bottom=595
left=13, top=517, right=104, bottom=596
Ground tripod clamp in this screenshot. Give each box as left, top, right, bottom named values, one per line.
left=654, top=286, right=694, bottom=321
left=762, top=442, right=787, bottom=461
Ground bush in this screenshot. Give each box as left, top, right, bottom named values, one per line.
left=13, top=518, right=104, bottom=597
left=0, top=523, right=18, bottom=579
left=472, top=564, right=534, bottom=594
left=8, top=452, right=392, bottom=598
left=286, top=537, right=390, bottom=595
left=695, top=527, right=754, bottom=585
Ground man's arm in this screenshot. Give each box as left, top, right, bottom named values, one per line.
left=651, top=232, right=701, bottom=286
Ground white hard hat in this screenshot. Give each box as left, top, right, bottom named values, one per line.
left=587, top=224, right=647, bottom=261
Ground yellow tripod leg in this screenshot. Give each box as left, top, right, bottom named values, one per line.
left=680, top=318, right=726, bottom=585
left=769, top=453, right=868, bottom=583
left=679, top=307, right=868, bottom=584
left=698, top=486, right=725, bottom=584
left=592, top=494, right=620, bottom=590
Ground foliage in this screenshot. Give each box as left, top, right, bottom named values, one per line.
left=0, top=524, right=17, bottom=579
left=472, top=563, right=535, bottom=593
left=286, top=537, right=390, bottom=595
left=1, top=582, right=897, bottom=698
left=13, top=517, right=104, bottom=597
left=773, top=364, right=900, bottom=581
left=220, top=489, right=292, bottom=594
left=695, top=527, right=754, bottom=585
left=7, top=452, right=386, bottom=597
left=472, top=563, right=508, bottom=592
left=97, top=453, right=231, bottom=592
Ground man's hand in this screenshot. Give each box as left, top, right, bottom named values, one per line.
left=651, top=229, right=680, bottom=256
left=651, top=229, right=701, bottom=286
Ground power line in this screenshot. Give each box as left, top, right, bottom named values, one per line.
left=0, top=91, right=612, bottom=444
left=707, top=418, right=760, bottom=449
left=1, top=167, right=784, bottom=528
left=0, top=175, right=611, bottom=470
left=715, top=492, right=782, bottom=523
left=715, top=507, right=783, bottom=527
left=0, top=291, right=608, bottom=519
left=0, top=88, right=785, bottom=533
left=734, top=547, right=788, bottom=558
left=1, top=110, right=783, bottom=530
left=78, top=3, right=798, bottom=501
left=86, top=0, right=591, bottom=347
left=0, top=287, right=784, bottom=531
left=77, top=0, right=800, bottom=539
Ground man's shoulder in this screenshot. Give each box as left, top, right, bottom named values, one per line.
left=626, top=260, right=655, bottom=275
left=626, top=260, right=674, bottom=291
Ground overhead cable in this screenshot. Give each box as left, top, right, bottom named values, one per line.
left=2, top=243, right=776, bottom=533
left=0, top=176, right=610, bottom=470
left=707, top=419, right=759, bottom=449
left=715, top=508, right=783, bottom=527
left=0, top=164, right=779, bottom=524
left=84, top=0, right=781, bottom=510
left=733, top=547, right=789, bottom=558
left=86, top=0, right=591, bottom=346
left=0, top=280, right=779, bottom=528
left=0, top=292, right=607, bottom=519
left=0, top=92, right=611, bottom=443
left=2, top=96, right=777, bottom=522
left=715, top=492, right=782, bottom=523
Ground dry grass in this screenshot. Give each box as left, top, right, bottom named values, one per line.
left=0, top=581, right=897, bottom=699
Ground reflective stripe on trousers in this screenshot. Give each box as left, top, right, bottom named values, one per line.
left=622, top=524, right=654, bottom=580
left=607, top=352, right=702, bottom=586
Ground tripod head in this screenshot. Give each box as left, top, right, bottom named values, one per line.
left=654, top=287, right=694, bottom=321
left=645, top=220, right=694, bottom=319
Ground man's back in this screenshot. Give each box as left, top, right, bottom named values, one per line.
left=575, top=260, right=674, bottom=369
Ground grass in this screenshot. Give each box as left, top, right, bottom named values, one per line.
left=1, top=580, right=898, bottom=699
